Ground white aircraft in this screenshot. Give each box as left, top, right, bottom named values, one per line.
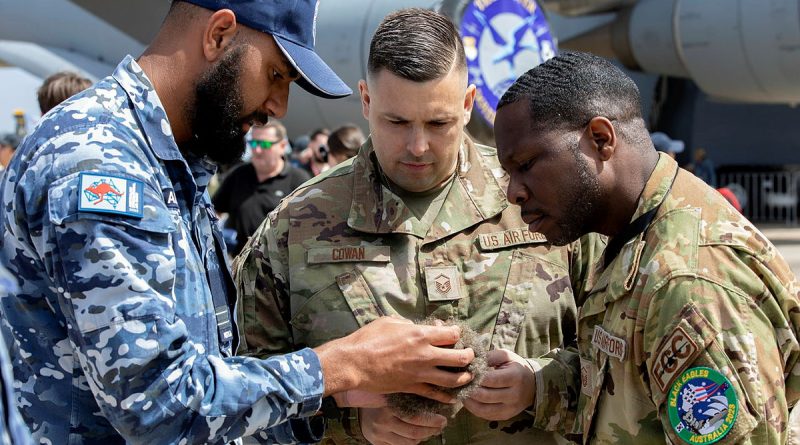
left=1, top=0, right=799, bottom=142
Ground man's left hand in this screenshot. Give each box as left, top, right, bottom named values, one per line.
left=463, top=349, right=536, bottom=421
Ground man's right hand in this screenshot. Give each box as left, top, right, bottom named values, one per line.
left=360, top=406, right=447, bottom=445
left=315, top=317, right=474, bottom=402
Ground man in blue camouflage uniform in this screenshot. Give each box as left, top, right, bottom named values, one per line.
left=0, top=1, right=475, bottom=444
left=0, top=265, right=32, bottom=445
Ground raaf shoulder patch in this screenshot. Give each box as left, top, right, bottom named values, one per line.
left=667, top=367, right=738, bottom=444
left=78, top=173, right=144, bottom=218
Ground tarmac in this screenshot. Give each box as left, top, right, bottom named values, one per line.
left=760, top=225, right=800, bottom=276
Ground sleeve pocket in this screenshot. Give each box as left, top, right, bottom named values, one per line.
left=46, top=172, right=178, bottom=334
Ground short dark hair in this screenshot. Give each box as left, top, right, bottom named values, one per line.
left=37, top=71, right=93, bottom=114
left=310, top=128, right=329, bottom=141
left=368, top=8, right=466, bottom=82
left=328, top=124, right=365, bottom=161
left=498, top=52, right=646, bottom=143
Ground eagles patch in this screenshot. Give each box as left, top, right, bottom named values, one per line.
left=78, top=173, right=144, bottom=217
left=667, top=367, right=738, bottom=444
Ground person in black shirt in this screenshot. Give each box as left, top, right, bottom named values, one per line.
left=213, top=120, right=310, bottom=254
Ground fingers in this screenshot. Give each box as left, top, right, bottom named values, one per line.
left=463, top=397, right=514, bottom=421
left=361, top=408, right=446, bottom=445
left=486, top=348, right=515, bottom=367
left=404, top=383, right=457, bottom=404
left=479, top=365, right=523, bottom=389
left=427, top=346, right=475, bottom=368
left=421, top=367, right=473, bottom=389
left=468, top=385, right=516, bottom=404
left=390, top=414, right=446, bottom=441
left=421, top=324, right=462, bottom=347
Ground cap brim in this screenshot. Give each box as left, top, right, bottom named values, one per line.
left=273, top=35, right=352, bottom=99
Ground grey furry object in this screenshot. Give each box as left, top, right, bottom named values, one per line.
left=387, top=318, right=489, bottom=418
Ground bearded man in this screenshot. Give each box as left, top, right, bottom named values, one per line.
left=0, top=1, right=475, bottom=443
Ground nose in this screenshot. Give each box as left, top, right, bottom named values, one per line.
left=506, top=175, right=529, bottom=205
left=406, top=127, right=429, bottom=158
left=264, top=83, right=291, bottom=118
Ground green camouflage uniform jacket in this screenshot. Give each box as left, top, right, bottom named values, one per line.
left=233, top=135, right=604, bottom=445
left=530, top=153, right=800, bottom=444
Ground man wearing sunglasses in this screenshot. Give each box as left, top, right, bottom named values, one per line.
left=214, top=120, right=310, bottom=255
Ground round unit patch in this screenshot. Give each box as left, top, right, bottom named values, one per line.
left=667, top=367, right=738, bottom=444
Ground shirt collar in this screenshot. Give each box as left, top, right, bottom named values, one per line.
left=112, top=55, right=184, bottom=162
left=630, top=152, right=679, bottom=222
left=347, top=134, right=506, bottom=237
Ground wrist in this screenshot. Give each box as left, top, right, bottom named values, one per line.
left=315, top=337, right=360, bottom=396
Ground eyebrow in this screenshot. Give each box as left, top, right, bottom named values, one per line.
left=278, top=54, right=300, bottom=80
left=382, top=112, right=458, bottom=122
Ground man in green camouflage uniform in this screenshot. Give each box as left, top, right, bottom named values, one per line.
left=489, top=51, right=800, bottom=444
left=233, top=9, right=603, bottom=445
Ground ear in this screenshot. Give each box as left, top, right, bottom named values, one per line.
left=586, top=116, right=617, bottom=162
left=358, top=79, right=370, bottom=120
left=463, top=84, right=477, bottom=124
left=202, top=9, right=239, bottom=62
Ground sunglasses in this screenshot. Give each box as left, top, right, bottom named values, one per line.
left=248, top=139, right=281, bottom=150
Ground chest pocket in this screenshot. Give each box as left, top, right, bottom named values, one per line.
left=492, top=249, right=576, bottom=355
left=290, top=247, right=391, bottom=348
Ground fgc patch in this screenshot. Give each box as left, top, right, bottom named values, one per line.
left=667, top=367, right=738, bottom=444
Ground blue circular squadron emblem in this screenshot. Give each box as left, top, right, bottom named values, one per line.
left=460, top=0, right=556, bottom=126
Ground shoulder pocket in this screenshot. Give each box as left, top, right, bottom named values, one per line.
left=47, top=172, right=177, bottom=334
left=48, top=171, right=175, bottom=233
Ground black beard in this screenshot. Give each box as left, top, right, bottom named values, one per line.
left=551, top=142, right=602, bottom=246
left=186, top=45, right=269, bottom=165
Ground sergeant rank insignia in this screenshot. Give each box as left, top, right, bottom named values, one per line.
left=79, top=173, right=144, bottom=218
left=667, top=367, right=738, bottom=444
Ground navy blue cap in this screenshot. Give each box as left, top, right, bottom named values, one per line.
left=181, top=0, right=352, bottom=98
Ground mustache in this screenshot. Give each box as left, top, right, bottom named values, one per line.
left=244, top=111, right=272, bottom=127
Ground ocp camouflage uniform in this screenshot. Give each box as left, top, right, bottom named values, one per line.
left=530, top=153, right=800, bottom=444
left=0, top=56, right=326, bottom=444
left=233, top=136, right=605, bottom=445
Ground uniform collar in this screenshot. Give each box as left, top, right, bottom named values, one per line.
left=630, top=152, right=678, bottom=222
left=347, top=134, right=507, bottom=239
left=584, top=152, right=679, bottom=307
left=112, top=55, right=184, bottom=162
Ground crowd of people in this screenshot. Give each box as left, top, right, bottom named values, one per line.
left=0, top=1, right=796, bottom=445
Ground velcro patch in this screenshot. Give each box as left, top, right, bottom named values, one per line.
left=306, top=246, right=391, bottom=264
left=478, top=228, right=547, bottom=250
left=78, top=173, right=143, bottom=218
left=592, top=325, right=627, bottom=361
left=424, top=266, right=463, bottom=302
left=652, top=326, right=699, bottom=393
left=580, top=357, right=597, bottom=397
left=651, top=305, right=715, bottom=397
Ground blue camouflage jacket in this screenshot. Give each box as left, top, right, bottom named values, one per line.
left=0, top=56, right=324, bottom=445
left=0, top=265, right=32, bottom=445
